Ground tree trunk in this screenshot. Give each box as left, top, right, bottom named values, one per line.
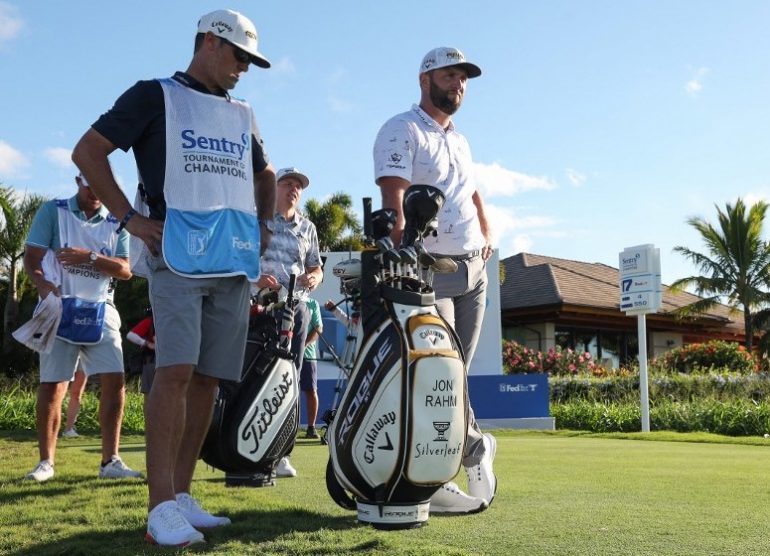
left=744, top=308, right=754, bottom=352
left=2, top=257, right=20, bottom=355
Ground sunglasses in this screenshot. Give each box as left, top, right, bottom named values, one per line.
left=220, top=37, right=251, bottom=65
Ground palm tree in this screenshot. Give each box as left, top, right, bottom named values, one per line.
left=670, top=198, right=770, bottom=350
left=304, top=192, right=364, bottom=252
left=0, top=186, right=47, bottom=354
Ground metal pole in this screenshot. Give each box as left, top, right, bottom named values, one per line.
left=637, top=313, right=650, bottom=432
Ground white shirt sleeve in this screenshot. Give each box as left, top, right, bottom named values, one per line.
left=373, top=116, right=414, bottom=183
left=126, top=331, right=146, bottom=347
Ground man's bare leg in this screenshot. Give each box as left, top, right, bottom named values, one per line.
left=97, top=373, right=126, bottom=461
left=36, top=382, right=69, bottom=463
left=145, top=364, right=194, bottom=510
left=173, top=373, right=218, bottom=495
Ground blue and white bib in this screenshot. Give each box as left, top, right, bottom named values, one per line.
left=52, top=200, right=119, bottom=344
left=159, top=77, right=260, bottom=279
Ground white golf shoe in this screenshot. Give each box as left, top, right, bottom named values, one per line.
left=275, top=457, right=297, bottom=478
left=145, top=500, right=204, bottom=547
left=429, top=481, right=488, bottom=515
left=466, top=433, right=497, bottom=505
left=24, top=460, right=54, bottom=482
left=176, top=493, right=231, bottom=528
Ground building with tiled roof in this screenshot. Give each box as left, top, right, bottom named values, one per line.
left=500, top=253, right=746, bottom=367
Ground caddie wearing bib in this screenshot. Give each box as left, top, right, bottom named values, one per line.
left=22, top=173, right=142, bottom=484
left=72, top=9, right=277, bottom=547
left=373, top=47, right=497, bottom=515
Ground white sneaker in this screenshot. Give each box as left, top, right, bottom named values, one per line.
left=429, top=481, right=488, bottom=515
left=466, top=433, right=497, bottom=505
left=61, top=428, right=79, bottom=438
left=275, top=457, right=297, bottom=478
left=99, top=456, right=144, bottom=479
left=146, top=500, right=205, bottom=547
left=24, top=460, right=54, bottom=482
left=176, top=493, right=231, bottom=528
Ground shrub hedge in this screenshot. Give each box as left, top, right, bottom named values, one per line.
left=551, top=373, right=770, bottom=404
left=552, top=399, right=770, bottom=436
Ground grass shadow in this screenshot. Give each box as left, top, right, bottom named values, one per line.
left=0, top=474, right=145, bottom=506
left=6, top=507, right=361, bottom=556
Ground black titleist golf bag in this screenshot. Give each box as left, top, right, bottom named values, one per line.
left=200, top=275, right=300, bottom=487
left=326, top=187, right=469, bottom=529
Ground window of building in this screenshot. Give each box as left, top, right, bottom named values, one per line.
left=555, top=326, right=639, bottom=368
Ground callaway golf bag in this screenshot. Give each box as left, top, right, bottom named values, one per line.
left=326, top=187, right=469, bottom=529
left=200, top=275, right=300, bottom=487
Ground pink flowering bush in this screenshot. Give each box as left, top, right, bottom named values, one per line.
left=502, top=340, right=604, bottom=376
left=654, top=340, right=757, bottom=374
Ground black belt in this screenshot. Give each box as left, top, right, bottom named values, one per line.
left=430, top=250, right=481, bottom=261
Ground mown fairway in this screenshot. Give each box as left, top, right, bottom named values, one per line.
left=1, top=430, right=769, bottom=555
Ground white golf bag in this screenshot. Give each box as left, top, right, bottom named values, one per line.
left=326, top=188, right=469, bottom=529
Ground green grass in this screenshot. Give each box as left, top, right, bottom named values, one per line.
left=2, top=430, right=770, bottom=555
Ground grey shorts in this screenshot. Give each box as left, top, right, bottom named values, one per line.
left=39, top=302, right=124, bottom=383
left=140, top=356, right=157, bottom=394
left=149, top=267, right=250, bottom=382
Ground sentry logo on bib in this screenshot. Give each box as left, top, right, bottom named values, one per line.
left=180, top=129, right=250, bottom=160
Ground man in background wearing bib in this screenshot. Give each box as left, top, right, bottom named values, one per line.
left=22, top=173, right=141, bottom=484
left=72, top=10, right=276, bottom=547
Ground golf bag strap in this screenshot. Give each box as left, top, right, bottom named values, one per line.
left=326, top=459, right=357, bottom=510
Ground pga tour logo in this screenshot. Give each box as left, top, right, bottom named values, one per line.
left=499, top=383, right=538, bottom=393
left=187, top=230, right=208, bottom=256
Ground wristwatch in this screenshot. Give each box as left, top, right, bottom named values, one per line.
left=89, top=251, right=98, bottom=263
left=259, top=218, right=275, bottom=233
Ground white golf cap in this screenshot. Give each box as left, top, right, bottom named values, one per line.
left=76, top=172, right=89, bottom=187
left=277, top=167, right=310, bottom=189
left=197, top=9, right=271, bottom=68
left=419, top=46, right=481, bottom=78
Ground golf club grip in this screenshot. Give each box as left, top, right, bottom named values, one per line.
left=329, top=297, right=352, bottom=309
left=287, top=273, right=296, bottom=306
left=363, top=197, right=373, bottom=240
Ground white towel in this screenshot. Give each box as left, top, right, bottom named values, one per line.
left=129, top=187, right=152, bottom=278
left=12, top=293, right=63, bottom=353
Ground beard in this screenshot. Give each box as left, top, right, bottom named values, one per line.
left=429, top=76, right=462, bottom=115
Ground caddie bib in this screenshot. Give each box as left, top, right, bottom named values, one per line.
left=53, top=200, right=119, bottom=344
left=159, top=77, right=260, bottom=279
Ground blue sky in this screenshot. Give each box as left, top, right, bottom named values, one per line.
left=1, top=1, right=769, bottom=285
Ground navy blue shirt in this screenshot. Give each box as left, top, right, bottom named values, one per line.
left=92, top=71, right=269, bottom=220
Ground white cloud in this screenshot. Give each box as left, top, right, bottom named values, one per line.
left=324, top=67, right=355, bottom=113
left=0, top=139, right=29, bottom=177
left=327, top=67, right=348, bottom=86
left=474, top=161, right=557, bottom=198
left=741, top=190, right=770, bottom=208
left=43, top=147, right=73, bottom=169
left=685, top=80, right=702, bottom=94
left=327, top=94, right=354, bottom=113
left=566, top=168, right=586, bottom=187
left=685, top=67, right=710, bottom=96
left=485, top=203, right=558, bottom=257
left=0, top=2, right=22, bottom=44
left=270, top=56, right=296, bottom=75
left=510, top=234, right=533, bottom=255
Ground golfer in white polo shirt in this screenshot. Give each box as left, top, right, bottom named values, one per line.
left=373, top=46, right=496, bottom=515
